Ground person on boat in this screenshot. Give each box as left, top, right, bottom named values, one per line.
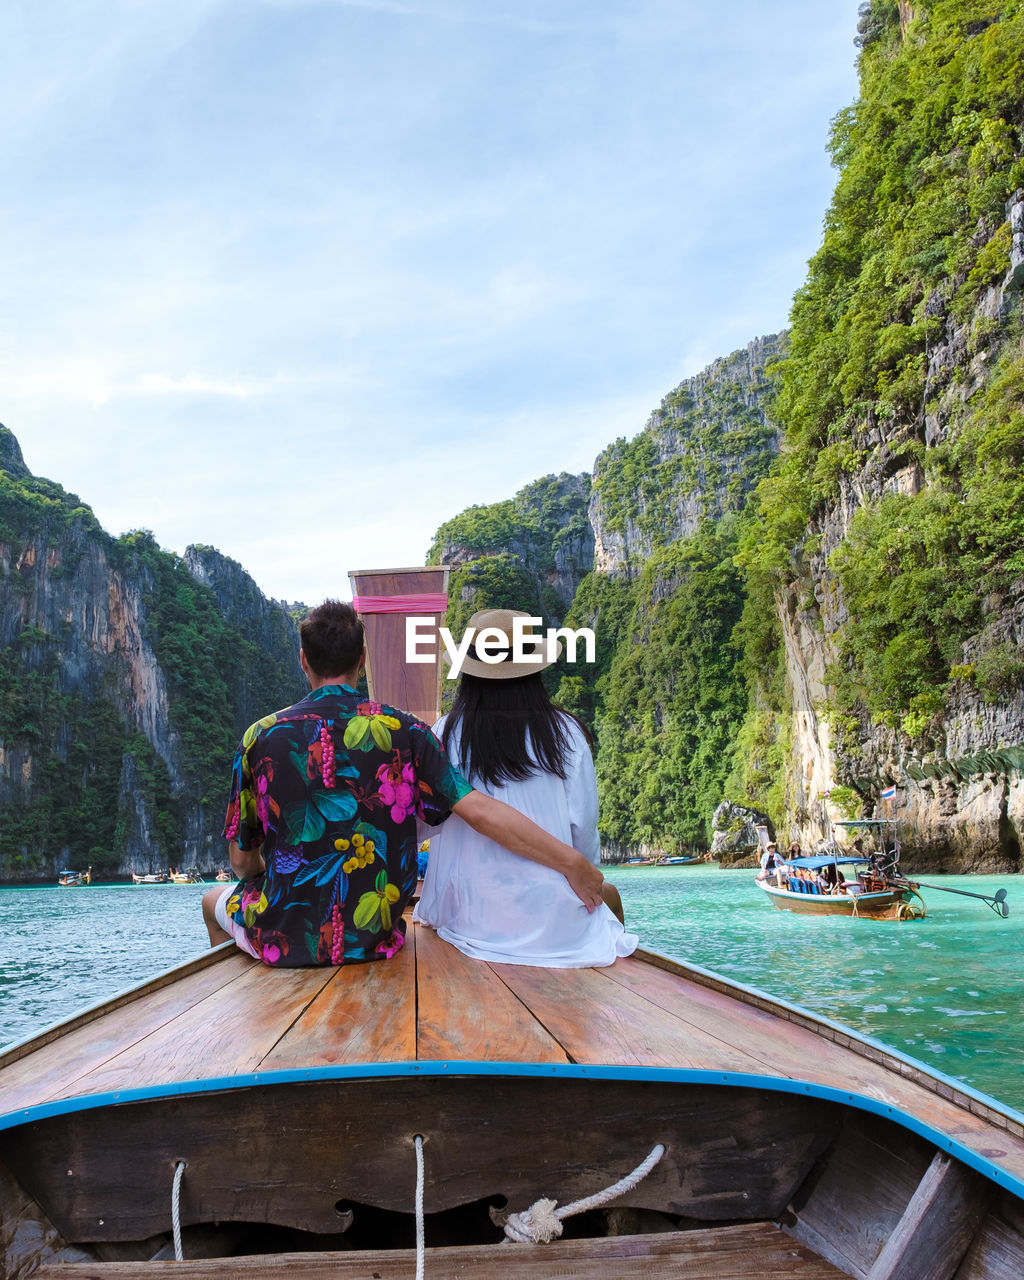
left=757, top=842, right=780, bottom=881
left=202, top=600, right=606, bottom=967
left=787, top=841, right=801, bottom=859
left=413, top=608, right=639, bottom=967
left=820, top=861, right=848, bottom=893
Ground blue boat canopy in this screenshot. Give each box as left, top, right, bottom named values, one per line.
left=783, top=855, right=870, bottom=869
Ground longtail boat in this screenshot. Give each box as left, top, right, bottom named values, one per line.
left=168, top=870, right=205, bottom=885
left=2, top=933, right=1024, bottom=1278
left=57, top=867, right=91, bottom=887
left=6, top=576, right=1022, bottom=1277
left=755, top=854, right=927, bottom=920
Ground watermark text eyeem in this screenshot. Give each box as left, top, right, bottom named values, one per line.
left=406, top=616, right=596, bottom=679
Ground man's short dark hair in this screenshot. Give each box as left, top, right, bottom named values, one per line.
left=300, top=600, right=365, bottom=678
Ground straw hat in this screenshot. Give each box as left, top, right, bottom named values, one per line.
left=451, top=608, right=562, bottom=680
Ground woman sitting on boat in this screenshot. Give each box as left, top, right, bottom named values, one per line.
left=414, top=609, right=638, bottom=967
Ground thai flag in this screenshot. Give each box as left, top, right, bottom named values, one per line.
left=881, top=784, right=897, bottom=800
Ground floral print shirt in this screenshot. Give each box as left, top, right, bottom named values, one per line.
left=222, top=684, right=473, bottom=966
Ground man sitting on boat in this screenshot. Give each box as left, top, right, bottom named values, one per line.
left=202, top=600, right=606, bottom=967
left=756, top=842, right=781, bottom=882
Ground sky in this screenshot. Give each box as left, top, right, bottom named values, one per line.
left=1, top=0, right=862, bottom=606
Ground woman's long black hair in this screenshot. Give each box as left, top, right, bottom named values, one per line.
left=442, top=672, right=587, bottom=789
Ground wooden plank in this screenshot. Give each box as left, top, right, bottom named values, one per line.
left=637, top=949, right=1024, bottom=1139
left=489, top=962, right=770, bottom=1071
left=32, top=1222, right=850, bottom=1278
left=415, top=926, right=568, bottom=1063
left=866, top=1151, right=988, bottom=1280
left=0, top=1152, right=94, bottom=1277
left=0, top=953, right=256, bottom=1116
left=260, top=930, right=418, bottom=1069
left=788, top=1111, right=939, bottom=1278
left=51, top=964, right=338, bottom=1098
left=956, top=1191, right=1024, bottom=1279
left=0, top=944, right=242, bottom=1070
left=601, top=955, right=856, bottom=1074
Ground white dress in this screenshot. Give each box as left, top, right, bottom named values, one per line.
left=414, top=713, right=639, bottom=966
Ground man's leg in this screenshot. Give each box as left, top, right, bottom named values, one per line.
left=202, top=886, right=231, bottom=946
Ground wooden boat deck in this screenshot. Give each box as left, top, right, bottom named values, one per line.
left=6, top=924, right=1024, bottom=1278
left=2, top=920, right=1023, bottom=1195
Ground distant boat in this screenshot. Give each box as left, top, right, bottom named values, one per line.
left=755, top=853, right=925, bottom=920
left=131, top=871, right=168, bottom=885
left=622, top=854, right=711, bottom=867
left=755, top=819, right=1009, bottom=921
left=169, top=869, right=205, bottom=884
left=57, top=867, right=91, bottom=887
left=215, top=868, right=231, bottom=882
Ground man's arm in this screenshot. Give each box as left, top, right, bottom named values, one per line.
left=451, top=790, right=605, bottom=911
left=228, top=840, right=265, bottom=881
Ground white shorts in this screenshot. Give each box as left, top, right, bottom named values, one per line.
left=213, top=883, right=261, bottom=959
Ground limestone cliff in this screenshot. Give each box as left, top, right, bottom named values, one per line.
left=776, top=222, right=1024, bottom=869
left=740, top=3, right=1024, bottom=871
left=428, top=472, right=594, bottom=628
left=0, top=427, right=301, bottom=881
left=590, top=335, right=783, bottom=578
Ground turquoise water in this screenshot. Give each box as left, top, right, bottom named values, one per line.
left=2, top=867, right=1022, bottom=1111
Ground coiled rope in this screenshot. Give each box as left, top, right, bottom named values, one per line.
left=409, top=1137, right=665, bottom=1272
left=502, top=1142, right=666, bottom=1245
left=171, top=1160, right=187, bottom=1261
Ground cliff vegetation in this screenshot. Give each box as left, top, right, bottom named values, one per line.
left=0, top=428, right=302, bottom=879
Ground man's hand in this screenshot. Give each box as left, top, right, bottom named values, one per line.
left=562, top=855, right=605, bottom=912
left=452, top=790, right=605, bottom=912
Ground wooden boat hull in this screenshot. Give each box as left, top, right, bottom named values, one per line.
left=2, top=934, right=1023, bottom=1277
left=755, top=879, right=917, bottom=919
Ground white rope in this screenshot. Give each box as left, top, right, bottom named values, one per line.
left=171, top=1160, right=187, bottom=1261
left=503, top=1142, right=666, bottom=1245
left=414, top=1135, right=425, bottom=1280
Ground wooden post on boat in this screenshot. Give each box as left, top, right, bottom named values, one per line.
left=348, top=565, right=450, bottom=726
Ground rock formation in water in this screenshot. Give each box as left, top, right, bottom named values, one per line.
left=0, top=428, right=301, bottom=881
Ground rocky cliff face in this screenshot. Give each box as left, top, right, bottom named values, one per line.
left=777, top=185, right=1024, bottom=873
left=590, top=335, right=783, bottom=578
left=429, top=472, right=594, bottom=625
left=185, top=544, right=301, bottom=715
left=0, top=428, right=301, bottom=881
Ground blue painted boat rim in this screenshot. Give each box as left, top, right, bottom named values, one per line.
left=641, top=944, right=1024, bottom=1129
left=3, top=1061, right=1023, bottom=1203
